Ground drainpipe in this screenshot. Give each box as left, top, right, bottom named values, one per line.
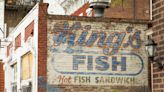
left=89, top=0, right=111, bottom=17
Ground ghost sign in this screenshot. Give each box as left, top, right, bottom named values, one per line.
left=47, top=20, right=148, bottom=86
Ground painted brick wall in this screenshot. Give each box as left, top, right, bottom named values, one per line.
left=0, top=62, right=4, bottom=92
left=38, top=3, right=48, bottom=92
left=152, top=0, right=164, bottom=92
left=45, top=16, right=150, bottom=92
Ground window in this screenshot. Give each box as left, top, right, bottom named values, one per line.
left=7, top=0, right=14, bottom=4
left=22, top=86, right=32, bottom=92
left=12, top=63, right=17, bottom=81
left=12, top=83, right=17, bottom=92
left=25, top=21, right=34, bottom=42
left=21, top=52, right=33, bottom=80
left=11, top=63, right=17, bottom=92
left=7, top=43, right=12, bottom=57
left=15, top=34, right=21, bottom=50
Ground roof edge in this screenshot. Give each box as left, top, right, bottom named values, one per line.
left=47, top=15, right=151, bottom=24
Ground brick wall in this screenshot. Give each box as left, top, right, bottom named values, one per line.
left=46, top=15, right=150, bottom=92
left=152, top=0, right=164, bottom=92
left=38, top=3, right=48, bottom=92
left=71, top=0, right=150, bottom=20
left=105, top=0, right=150, bottom=20
left=0, top=62, right=4, bottom=92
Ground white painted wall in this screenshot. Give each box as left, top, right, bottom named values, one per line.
left=4, top=4, right=39, bottom=92
left=43, top=0, right=65, bottom=15
left=0, top=0, right=5, bottom=61
left=64, top=0, right=88, bottom=15
left=43, top=0, right=89, bottom=15
left=0, top=0, right=4, bottom=38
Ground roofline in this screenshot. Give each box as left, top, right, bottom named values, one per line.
left=47, top=15, right=151, bottom=24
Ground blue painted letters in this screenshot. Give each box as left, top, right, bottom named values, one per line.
left=73, top=55, right=127, bottom=71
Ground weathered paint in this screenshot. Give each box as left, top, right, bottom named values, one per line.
left=0, top=0, right=4, bottom=38
left=47, top=19, right=148, bottom=91
left=4, top=4, right=39, bottom=92
left=0, top=0, right=5, bottom=61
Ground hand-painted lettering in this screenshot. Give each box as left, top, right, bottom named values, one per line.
left=73, top=55, right=127, bottom=71
left=52, top=22, right=143, bottom=55
left=73, top=55, right=86, bottom=70
left=112, top=57, right=126, bottom=71
left=96, top=56, right=109, bottom=71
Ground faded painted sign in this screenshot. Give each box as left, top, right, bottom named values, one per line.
left=47, top=20, right=148, bottom=87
